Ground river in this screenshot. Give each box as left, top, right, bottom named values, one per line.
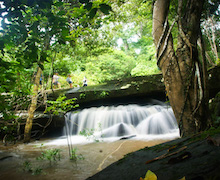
left=0, top=102, right=180, bottom=179
left=0, top=137, right=179, bottom=180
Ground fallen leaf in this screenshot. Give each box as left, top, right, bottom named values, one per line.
left=144, top=170, right=157, bottom=180
left=179, top=176, right=186, bottom=180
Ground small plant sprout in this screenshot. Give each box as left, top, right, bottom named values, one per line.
left=22, top=160, right=43, bottom=175
left=36, top=148, right=62, bottom=166
left=80, top=123, right=103, bottom=142
left=70, top=148, right=84, bottom=161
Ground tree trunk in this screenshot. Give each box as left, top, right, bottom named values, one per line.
left=153, top=0, right=209, bottom=136
left=24, top=67, right=42, bottom=143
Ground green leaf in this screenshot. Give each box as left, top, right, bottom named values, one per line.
left=0, top=39, right=4, bottom=50
left=99, top=4, right=112, bottom=15
left=58, top=10, right=66, bottom=16
left=61, top=28, right=69, bottom=38
left=89, top=8, right=98, bottom=19
left=54, top=2, right=63, bottom=7
left=38, top=63, right=44, bottom=71
left=40, top=52, right=47, bottom=63
left=79, top=0, right=89, bottom=4
left=84, top=2, right=93, bottom=11
left=179, top=177, right=186, bottom=180
left=144, top=170, right=157, bottom=180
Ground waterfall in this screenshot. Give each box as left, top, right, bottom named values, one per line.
left=63, top=103, right=179, bottom=141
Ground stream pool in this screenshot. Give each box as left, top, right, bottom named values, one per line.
left=0, top=134, right=179, bottom=180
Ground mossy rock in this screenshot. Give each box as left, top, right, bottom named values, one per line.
left=87, top=128, right=220, bottom=180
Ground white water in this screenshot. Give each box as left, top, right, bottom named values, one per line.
left=44, top=103, right=180, bottom=146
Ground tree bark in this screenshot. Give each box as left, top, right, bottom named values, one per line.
left=153, top=0, right=209, bottom=136
left=24, top=66, right=42, bottom=143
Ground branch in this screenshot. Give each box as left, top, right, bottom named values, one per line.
left=145, top=146, right=187, bottom=164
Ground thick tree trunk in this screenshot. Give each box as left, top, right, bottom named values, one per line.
left=153, top=0, right=209, bottom=136
left=24, top=67, right=42, bottom=143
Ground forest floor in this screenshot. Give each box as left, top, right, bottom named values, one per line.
left=87, top=128, right=220, bottom=180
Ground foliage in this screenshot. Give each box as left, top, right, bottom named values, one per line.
left=0, top=54, right=33, bottom=140
left=131, top=47, right=160, bottom=76
left=50, top=0, right=161, bottom=86
left=70, top=148, right=85, bottom=161
left=85, top=50, right=136, bottom=83
left=23, top=160, right=33, bottom=172
left=201, top=16, right=220, bottom=65
left=79, top=93, right=86, bottom=99
left=36, top=148, right=61, bottom=165
left=99, top=91, right=109, bottom=98
left=79, top=123, right=102, bottom=142
left=0, top=93, right=18, bottom=138
left=80, top=128, right=98, bottom=142
left=45, top=95, right=79, bottom=115
left=53, top=56, right=76, bottom=76
left=0, top=0, right=72, bottom=140
left=209, top=91, right=220, bottom=127
left=23, top=160, right=43, bottom=175
left=1, top=0, right=219, bottom=85
left=185, top=126, right=220, bottom=145
left=23, top=145, right=62, bottom=175
left=22, top=144, right=85, bottom=175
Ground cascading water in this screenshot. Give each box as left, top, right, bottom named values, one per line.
left=61, top=103, right=180, bottom=144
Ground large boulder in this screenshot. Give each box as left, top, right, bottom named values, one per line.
left=47, top=65, right=220, bottom=107
left=65, top=73, right=165, bottom=106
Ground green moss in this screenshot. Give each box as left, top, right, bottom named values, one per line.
left=149, top=142, right=181, bottom=152
left=190, top=126, right=220, bottom=142
left=116, top=152, right=134, bottom=165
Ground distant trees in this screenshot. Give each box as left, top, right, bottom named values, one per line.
left=85, top=50, right=136, bottom=83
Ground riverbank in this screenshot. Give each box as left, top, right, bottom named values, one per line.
left=0, top=138, right=175, bottom=180
left=88, top=128, right=220, bottom=180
